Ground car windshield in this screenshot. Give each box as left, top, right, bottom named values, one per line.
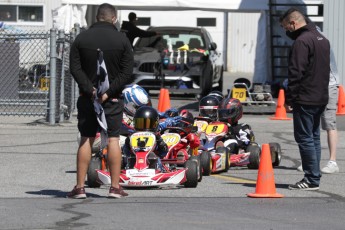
left=135, top=31, right=206, bottom=51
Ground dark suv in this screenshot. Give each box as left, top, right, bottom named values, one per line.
left=132, top=26, right=224, bottom=97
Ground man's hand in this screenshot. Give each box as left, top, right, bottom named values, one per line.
left=285, top=104, right=293, bottom=112
left=98, top=93, right=109, bottom=104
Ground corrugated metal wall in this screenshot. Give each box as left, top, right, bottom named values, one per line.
left=323, top=0, right=345, bottom=85
left=227, top=12, right=261, bottom=73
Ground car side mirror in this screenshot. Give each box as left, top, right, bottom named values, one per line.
left=209, top=42, right=217, bottom=51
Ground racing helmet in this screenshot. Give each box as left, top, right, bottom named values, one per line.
left=179, top=109, right=194, bottom=121
left=199, top=95, right=220, bottom=120
left=133, top=106, right=159, bottom=132
left=122, top=84, right=152, bottom=116
left=207, top=90, right=224, bottom=103
left=218, top=98, right=243, bottom=125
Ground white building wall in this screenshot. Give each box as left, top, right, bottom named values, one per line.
left=0, top=0, right=62, bottom=30
left=227, top=12, right=260, bottom=73
left=323, top=0, right=345, bottom=85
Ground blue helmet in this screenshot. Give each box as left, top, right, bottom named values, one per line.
left=122, top=84, right=151, bottom=116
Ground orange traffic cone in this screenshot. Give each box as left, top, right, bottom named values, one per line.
left=247, top=144, right=284, bottom=198
left=157, top=88, right=166, bottom=112
left=160, top=89, right=171, bottom=112
left=336, top=85, right=345, bottom=116
left=270, top=89, right=292, bottom=120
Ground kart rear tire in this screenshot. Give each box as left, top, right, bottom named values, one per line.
left=247, top=145, right=261, bottom=169
left=200, top=151, right=212, bottom=176
left=269, top=142, right=282, bottom=167
left=184, top=160, right=198, bottom=188
left=216, top=147, right=230, bottom=172
left=87, top=157, right=102, bottom=188
left=190, top=156, right=202, bottom=182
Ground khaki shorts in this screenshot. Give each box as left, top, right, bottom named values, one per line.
left=321, top=85, right=338, bottom=130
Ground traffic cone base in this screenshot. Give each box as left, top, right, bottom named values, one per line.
left=270, top=89, right=292, bottom=120
left=247, top=144, right=284, bottom=198
left=336, top=85, right=345, bottom=116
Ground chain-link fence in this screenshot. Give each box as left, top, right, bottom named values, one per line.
left=0, top=25, right=79, bottom=124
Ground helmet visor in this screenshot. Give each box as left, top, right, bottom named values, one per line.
left=133, top=117, right=158, bottom=131
left=199, top=106, right=218, bottom=119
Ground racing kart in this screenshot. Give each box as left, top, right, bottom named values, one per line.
left=160, top=126, right=211, bottom=182
left=96, top=131, right=199, bottom=188
left=197, top=121, right=231, bottom=175
left=229, top=82, right=276, bottom=114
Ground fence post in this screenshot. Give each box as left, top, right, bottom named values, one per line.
left=58, top=29, right=65, bottom=122
left=49, top=28, right=57, bottom=125
left=72, top=23, right=80, bottom=116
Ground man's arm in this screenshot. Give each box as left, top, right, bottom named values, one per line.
left=106, top=38, right=134, bottom=98
left=286, top=40, right=309, bottom=106
left=70, top=38, right=94, bottom=97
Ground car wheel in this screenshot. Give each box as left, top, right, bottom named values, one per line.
left=200, top=150, right=212, bottom=176
left=200, top=60, right=213, bottom=97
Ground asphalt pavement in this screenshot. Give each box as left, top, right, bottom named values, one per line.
left=0, top=99, right=345, bottom=229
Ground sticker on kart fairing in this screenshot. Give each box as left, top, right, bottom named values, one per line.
left=130, top=132, right=156, bottom=149
left=205, top=124, right=226, bottom=135
left=194, top=120, right=208, bottom=132
left=161, top=133, right=181, bottom=147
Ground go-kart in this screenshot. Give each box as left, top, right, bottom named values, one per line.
left=228, top=82, right=276, bottom=114
left=96, top=131, right=199, bottom=188
left=83, top=120, right=133, bottom=188
left=230, top=141, right=282, bottom=169
left=160, top=126, right=211, bottom=182
left=198, top=121, right=231, bottom=175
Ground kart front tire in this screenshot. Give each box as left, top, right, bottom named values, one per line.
left=184, top=160, right=198, bottom=188
left=200, top=151, right=212, bottom=176
left=190, top=156, right=202, bottom=182
left=269, top=142, right=282, bottom=167
left=247, top=145, right=261, bottom=169
left=87, top=157, right=102, bottom=188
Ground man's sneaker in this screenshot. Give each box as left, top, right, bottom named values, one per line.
left=297, top=164, right=303, bottom=172
left=67, top=186, right=86, bottom=199
left=321, top=161, right=339, bottom=174
left=288, top=180, right=319, bottom=191
left=108, top=186, right=128, bottom=198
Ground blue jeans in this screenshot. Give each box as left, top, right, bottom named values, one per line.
left=293, top=104, right=326, bottom=186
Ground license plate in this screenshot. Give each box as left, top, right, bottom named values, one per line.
left=232, top=88, right=247, bottom=102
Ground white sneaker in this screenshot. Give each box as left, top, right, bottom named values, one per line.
left=321, top=161, right=339, bottom=174
left=297, top=164, right=303, bottom=172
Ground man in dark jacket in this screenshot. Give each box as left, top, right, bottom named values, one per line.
left=68, top=3, right=134, bottom=199
left=120, top=12, right=158, bottom=47
left=280, top=8, right=330, bottom=191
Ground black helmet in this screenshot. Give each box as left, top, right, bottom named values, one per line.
left=208, top=90, right=224, bottom=102
left=199, top=95, right=220, bottom=120
left=218, top=98, right=243, bottom=125
left=133, top=106, right=159, bottom=132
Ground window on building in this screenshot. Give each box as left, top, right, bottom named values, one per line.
left=137, top=17, right=151, bottom=26
left=0, top=5, right=43, bottom=23
left=197, top=18, right=216, bottom=27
